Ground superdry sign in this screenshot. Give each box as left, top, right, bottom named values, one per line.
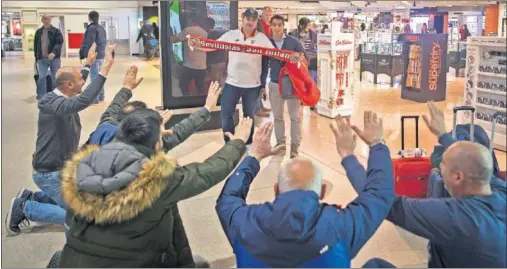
left=428, top=42, right=442, bottom=91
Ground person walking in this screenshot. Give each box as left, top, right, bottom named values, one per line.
left=80, top=11, right=107, bottom=104
left=267, top=15, right=306, bottom=158
left=33, top=14, right=63, bottom=99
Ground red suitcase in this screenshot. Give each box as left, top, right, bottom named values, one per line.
left=392, top=116, right=432, bottom=198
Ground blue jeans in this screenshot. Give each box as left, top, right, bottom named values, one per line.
left=309, top=70, right=318, bottom=84
left=221, top=83, right=260, bottom=145
left=36, top=57, right=61, bottom=98
left=90, top=59, right=105, bottom=102
left=23, top=171, right=66, bottom=225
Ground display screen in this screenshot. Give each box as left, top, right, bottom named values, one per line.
left=167, top=1, right=231, bottom=98
left=170, top=0, right=183, bottom=63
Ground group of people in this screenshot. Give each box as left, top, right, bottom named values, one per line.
left=8, top=6, right=505, bottom=269
left=34, top=11, right=107, bottom=104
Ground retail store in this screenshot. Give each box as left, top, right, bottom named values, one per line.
left=157, top=0, right=505, bottom=148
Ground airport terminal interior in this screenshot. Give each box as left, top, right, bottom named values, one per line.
left=1, top=0, right=506, bottom=268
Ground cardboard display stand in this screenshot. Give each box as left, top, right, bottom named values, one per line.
left=316, top=21, right=355, bottom=118
left=399, top=34, right=448, bottom=103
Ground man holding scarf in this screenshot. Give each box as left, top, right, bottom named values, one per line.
left=268, top=14, right=306, bottom=158
left=194, top=8, right=274, bottom=146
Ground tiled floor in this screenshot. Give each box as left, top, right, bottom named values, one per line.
left=1, top=54, right=505, bottom=268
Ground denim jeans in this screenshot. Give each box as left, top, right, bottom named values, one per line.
left=36, top=57, right=61, bottom=98
left=221, top=83, right=260, bottom=145
left=90, top=59, right=105, bottom=102
left=23, top=171, right=66, bottom=225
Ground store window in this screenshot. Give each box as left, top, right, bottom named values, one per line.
left=167, top=0, right=231, bottom=98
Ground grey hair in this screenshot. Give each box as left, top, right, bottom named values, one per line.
left=277, top=157, right=323, bottom=196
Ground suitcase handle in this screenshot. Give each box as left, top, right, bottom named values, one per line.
left=490, top=111, right=507, bottom=152
left=452, top=106, right=475, bottom=141
left=401, top=116, right=419, bottom=150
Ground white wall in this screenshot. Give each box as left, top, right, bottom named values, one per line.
left=3, top=0, right=142, bottom=56
left=2, top=1, right=139, bottom=9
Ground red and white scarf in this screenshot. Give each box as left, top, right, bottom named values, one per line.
left=187, top=35, right=321, bottom=106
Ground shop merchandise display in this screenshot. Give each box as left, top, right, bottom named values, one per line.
left=186, top=35, right=320, bottom=106
left=464, top=36, right=507, bottom=150
left=406, top=44, right=422, bottom=88
left=316, top=21, right=355, bottom=118
left=359, top=29, right=403, bottom=86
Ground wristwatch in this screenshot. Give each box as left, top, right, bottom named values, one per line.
left=370, top=138, right=386, bottom=147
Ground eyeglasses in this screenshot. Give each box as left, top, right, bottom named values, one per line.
left=477, top=112, right=507, bottom=125
left=479, top=65, right=507, bottom=74
left=477, top=97, right=506, bottom=108
left=477, top=81, right=507, bottom=92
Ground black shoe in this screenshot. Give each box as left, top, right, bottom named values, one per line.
left=16, top=188, right=33, bottom=200
left=5, top=198, right=29, bottom=236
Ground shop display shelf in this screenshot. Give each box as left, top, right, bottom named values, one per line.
left=475, top=88, right=507, bottom=96
left=477, top=71, right=507, bottom=79
left=476, top=103, right=507, bottom=112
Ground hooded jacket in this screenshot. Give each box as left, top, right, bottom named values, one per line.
left=59, top=139, right=246, bottom=268
left=216, top=144, right=395, bottom=267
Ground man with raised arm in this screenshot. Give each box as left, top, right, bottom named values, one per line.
left=216, top=111, right=395, bottom=267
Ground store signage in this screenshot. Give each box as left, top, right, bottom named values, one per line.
left=405, top=35, right=420, bottom=42
left=429, top=42, right=442, bottom=91
left=319, top=40, right=331, bottom=45
left=335, top=40, right=352, bottom=45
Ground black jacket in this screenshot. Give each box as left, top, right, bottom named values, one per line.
left=59, top=140, right=246, bottom=267
left=33, top=25, right=64, bottom=61
left=79, top=23, right=107, bottom=60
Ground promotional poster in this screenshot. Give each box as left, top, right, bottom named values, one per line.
left=400, top=33, right=448, bottom=103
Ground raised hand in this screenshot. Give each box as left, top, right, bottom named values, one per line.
left=330, top=115, right=357, bottom=158
left=123, top=65, right=144, bottom=90
left=422, top=101, right=446, bottom=138
left=204, top=81, right=222, bottom=112
left=159, top=109, right=174, bottom=136
left=100, top=44, right=117, bottom=76
left=351, top=111, right=384, bottom=146
left=224, top=117, right=253, bottom=143
left=250, top=122, right=285, bottom=161
left=85, top=43, right=97, bottom=66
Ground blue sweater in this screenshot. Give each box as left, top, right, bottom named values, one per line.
left=387, top=133, right=507, bottom=268
left=268, top=35, right=307, bottom=84
left=215, top=144, right=395, bottom=267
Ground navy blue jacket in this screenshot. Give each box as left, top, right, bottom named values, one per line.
left=268, top=35, right=306, bottom=84
left=386, top=133, right=506, bottom=268
left=215, top=144, right=395, bottom=267
left=79, top=23, right=107, bottom=60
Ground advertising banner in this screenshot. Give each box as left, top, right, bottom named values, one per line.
left=400, top=34, right=448, bottom=103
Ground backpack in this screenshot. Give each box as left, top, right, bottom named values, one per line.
left=86, top=122, right=118, bottom=146
left=430, top=124, right=501, bottom=176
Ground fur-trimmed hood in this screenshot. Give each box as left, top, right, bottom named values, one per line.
left=61, top=142, right=177, bottom=224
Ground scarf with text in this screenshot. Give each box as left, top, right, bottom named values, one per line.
left=187, top=35, right=320, bottom=106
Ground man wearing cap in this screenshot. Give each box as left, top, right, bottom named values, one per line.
left=194, top=8, right=274, bottom=145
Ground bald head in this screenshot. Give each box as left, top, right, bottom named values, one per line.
left=41, top=14, right=51, bottom=27
left=443, top=141, right=493, bottom=185
left=55, top=67, right=85, bottom=96
left=277, top=157, right=323, bottom=196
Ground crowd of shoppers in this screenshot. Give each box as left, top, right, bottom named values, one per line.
left=7, top=8, right=506, bottom=269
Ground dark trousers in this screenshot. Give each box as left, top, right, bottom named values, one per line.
left=220, top=83, right=260, bottom=145
left=179, top=66, right=206, bottom=96
left=362, top=258, right=397, bottom=268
